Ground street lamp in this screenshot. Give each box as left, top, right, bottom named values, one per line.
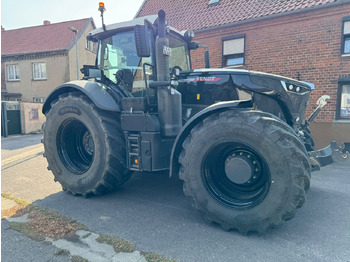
left=68, top=26, right=79, bottom=80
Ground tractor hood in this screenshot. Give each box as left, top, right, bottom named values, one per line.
left=176, top=68, right=314, bottom=125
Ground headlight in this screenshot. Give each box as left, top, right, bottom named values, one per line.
left=281, top=81, right=309, bottom=94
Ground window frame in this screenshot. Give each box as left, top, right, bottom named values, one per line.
left=32, top=62, right=47, bottom=80
left=336, top=77, right=350, bottom=120
left=341, top=16, right=350, bottom=55
left=33, top=97, right=45, bottom=103
left=86, top=38, right=91, bottom=50
left=222, top=34, right=246, bottom=68
left=6, top=64, right=20, bottom=81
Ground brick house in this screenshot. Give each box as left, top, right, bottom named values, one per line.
left=1, top=18, right=96, bottom=103
left=137, top=0, right=350, bottom=147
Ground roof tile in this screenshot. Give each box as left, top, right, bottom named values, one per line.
left=2, top=18, right=92, bottom=56
left=137, top=0, right=340, bottom=30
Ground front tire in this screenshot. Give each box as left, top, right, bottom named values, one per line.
left=43, top=93, right=131, bottom=196
left=179, top=110, right=310, bottom=234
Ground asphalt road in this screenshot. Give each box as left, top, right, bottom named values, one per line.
left=2, top=134, right=350, bottom=262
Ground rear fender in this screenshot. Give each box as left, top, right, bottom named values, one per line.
left=42, top=80, right=121, bottom=114
left=169, top=100, right=253, bottom=177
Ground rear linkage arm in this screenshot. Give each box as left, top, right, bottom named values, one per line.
left=302, top=95, right=350, bottom=171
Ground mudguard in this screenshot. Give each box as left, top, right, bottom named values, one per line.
left=42, top=80, right=121, bottom=114
left=169, top=99, right=253, bottom=177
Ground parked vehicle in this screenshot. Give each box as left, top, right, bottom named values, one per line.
left=42, top=5, right=348, bottom=234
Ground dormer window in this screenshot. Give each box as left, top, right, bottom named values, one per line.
left=208, top=0, right=220, bottom=5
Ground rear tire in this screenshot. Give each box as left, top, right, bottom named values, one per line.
left=179, top=110, right=310, bottom=234
left=43, top=93, right=131, bottom=196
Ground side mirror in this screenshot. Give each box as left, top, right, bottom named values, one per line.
left=135, top=25, right=151, bottom=57
left=80, top=65, right=102, bottom=80
left=189, top=42, right=200, bottom=50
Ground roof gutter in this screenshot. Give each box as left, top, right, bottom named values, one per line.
left=195, top=0, right=350, bottom=33
left=1, top=49, right=68, bottom=59
left=67, top=18, right=94, bottom=51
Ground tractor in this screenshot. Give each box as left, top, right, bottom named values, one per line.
left=42, top=4, right=348, bottom=234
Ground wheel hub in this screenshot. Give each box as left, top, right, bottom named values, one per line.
left=225, top=156, right=252, bottom=184
left=202, top=143, right=269, bottom=209
left=224, top=151, right=261, bottom=185
left=83, top=131, right=94, bottom=155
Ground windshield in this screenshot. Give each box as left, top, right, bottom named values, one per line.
left=98, top=30, right=152, bottom=95
left=97, top=30, right=190, bottom=97
left=169, top=34, right=191, bottom=71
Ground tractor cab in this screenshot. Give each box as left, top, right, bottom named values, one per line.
left=84, top=15, right=193, bottom=102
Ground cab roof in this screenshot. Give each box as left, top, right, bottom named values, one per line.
left=90, top=14, right=185, bottom=40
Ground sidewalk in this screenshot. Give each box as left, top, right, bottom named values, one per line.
left=1, top=133, right=163, bottom=262
left=2, top=133, right=45, bottom=214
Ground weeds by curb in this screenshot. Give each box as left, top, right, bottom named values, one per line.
left=142, top=251, right=177, bottom=262
left=1, top=192, right=31, bottom=219
left=97, top=234, right=136, bottom=253
left=6, top=203, right=177, bottom=262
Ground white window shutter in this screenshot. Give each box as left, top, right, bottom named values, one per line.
left=223, top=38, right=244, bottom=55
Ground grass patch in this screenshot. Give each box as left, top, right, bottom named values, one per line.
left=71, top=255, right=89, bottom=262
left=142, top=251, right=177, bottom=262
left=54, top=248, right=70, bottom=256
left=1, top=193, right=31, bottom=206
left=9, top=204, right=88, bottom=240
left=96, top=234, right=136, bottom=253
left=9, top=222, right=44, bottom=241
left=82, top=232, right=91, bottom=238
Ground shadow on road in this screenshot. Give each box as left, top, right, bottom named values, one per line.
left=33, top=162, right=350, bottom=262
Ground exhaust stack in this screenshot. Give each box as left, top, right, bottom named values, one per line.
left=156, top=10, right=182, bottom=137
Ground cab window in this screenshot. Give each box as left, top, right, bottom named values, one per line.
left=98, top=30, right=153, bottom=97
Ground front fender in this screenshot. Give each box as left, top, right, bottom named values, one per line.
left=42, top=80, right=121, bottom=114
left=169, top=100, right=253, bottom=177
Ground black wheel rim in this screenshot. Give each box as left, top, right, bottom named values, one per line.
left=202, top=142, right=270, bottom=209
left=57, top=118, right=94, bottom=174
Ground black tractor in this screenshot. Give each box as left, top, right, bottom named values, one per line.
left=42, top=7, right=348, bottom=234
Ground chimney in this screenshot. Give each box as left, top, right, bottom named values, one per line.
left=1, top=26, right=5, bottom=31
left=43, top=20, right=51, bottom=25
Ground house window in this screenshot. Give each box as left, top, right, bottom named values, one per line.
left=337, top=80, right=350, bottom=120
left=222, top=35, right=245, bottom=67
left=86, top=39, right=97, bottom=53
left=342, top=17, right=350, bottom=54
left=86, top=39, right=91, bottom=50
left=33, top=97, right=45, bottom=103
left=33, top=63, right=47, bottom=80
left=7, top=64, right=20, bottom=81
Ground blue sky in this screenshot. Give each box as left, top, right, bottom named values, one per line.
left=1, top=0, right=145, bottom=30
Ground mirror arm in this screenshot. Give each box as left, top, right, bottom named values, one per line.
left=143, top=63, right=154, bottom=105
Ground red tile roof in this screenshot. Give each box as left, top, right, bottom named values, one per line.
left=137, top=0, right=342, bottom=31
left=1, top=18, right=93, bottom=56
